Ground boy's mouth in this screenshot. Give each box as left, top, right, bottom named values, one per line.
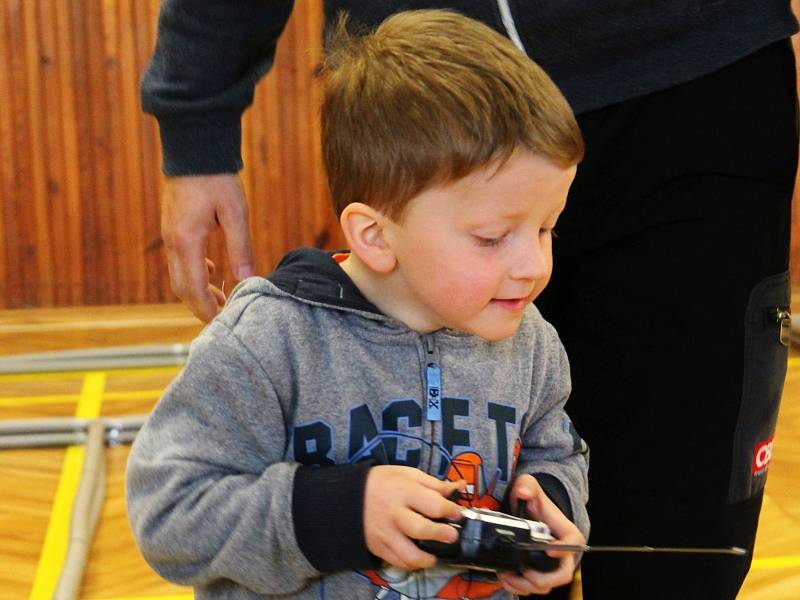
left=490, top=297, right=530, bottom=312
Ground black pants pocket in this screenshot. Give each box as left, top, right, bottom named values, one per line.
left=728, top=270, right=790, bottom=503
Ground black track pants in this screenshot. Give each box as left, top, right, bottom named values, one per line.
left=535, top=39, right=798, bottom=600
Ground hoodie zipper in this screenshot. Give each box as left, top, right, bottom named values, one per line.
left=424, top=335, right=443, bottom=422
left=496, top=0, right=528, bottom=54
left=423, top=335, right=442, bottom=474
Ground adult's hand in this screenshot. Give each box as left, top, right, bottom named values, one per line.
left=161, top=174, right=255, bottom=322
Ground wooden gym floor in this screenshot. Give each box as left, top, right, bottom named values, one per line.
left=0, top=303, right=798, bottom=600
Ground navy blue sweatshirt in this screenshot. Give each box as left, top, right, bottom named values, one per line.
left=141, top=0, right=798, bottom=176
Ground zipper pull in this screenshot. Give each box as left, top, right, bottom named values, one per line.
left=424, top=335, right=442, bottom=421
left=426, top=363, right=442, bottom=421
left=775, top=307, right=791, bottom=347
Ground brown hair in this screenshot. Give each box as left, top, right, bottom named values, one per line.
left=321, top=10, right=583, bottom=220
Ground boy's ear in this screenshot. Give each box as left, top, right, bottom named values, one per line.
left=339, top=203, right=397, bottom=273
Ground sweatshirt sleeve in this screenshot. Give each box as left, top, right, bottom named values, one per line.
left=515, top=323, right=590, bottom=538
left=126, top=320, right=323, bottom=595
left=141, top=0, right=294, bottom=175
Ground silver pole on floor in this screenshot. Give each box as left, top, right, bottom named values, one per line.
left=0, top=415, right=147, bottom=449
left=0, top=343, right=189, bottom=374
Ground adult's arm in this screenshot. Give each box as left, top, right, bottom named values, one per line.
left=142, top=0, right=295, bottom=175
left=142, top=1, right=295, bottom=320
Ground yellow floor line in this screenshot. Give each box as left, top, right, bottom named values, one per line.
left=75, top=372, right=106, bottom=419
left=27, top=445, right=85, bottom=600
left=28, top=372, right=106, bottom=600
left=752, top=555, right=800, bottom=570
left=0, top=389, right=164, bottom=408
left=0, top=390, right=163, bottom=409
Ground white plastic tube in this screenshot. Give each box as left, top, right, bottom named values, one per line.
left=53, top=420, right=107, bottom=600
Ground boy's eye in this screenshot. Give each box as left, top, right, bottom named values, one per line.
left=475, top=234, right=507, bottom=247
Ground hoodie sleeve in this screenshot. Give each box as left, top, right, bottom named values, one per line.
left=514, top=323, right=590, bottom=538
left=141, top=0, right=294, bottom=175
left=127, top=320, right=324, bottom=595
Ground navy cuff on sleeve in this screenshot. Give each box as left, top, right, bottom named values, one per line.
left=158, top=111, right=243, bottom=176
left=292, top=461, right=379, bottom=572
left=532, top=473, right=574, bottom=522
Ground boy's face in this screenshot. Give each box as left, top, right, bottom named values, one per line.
left=384, top=150, right=575, bottom=341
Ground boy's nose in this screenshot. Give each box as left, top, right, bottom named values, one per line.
left=511, top=240, right=551, bottom=281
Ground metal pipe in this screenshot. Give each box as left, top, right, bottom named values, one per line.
left=0, top=415, right=147, bottom=449
left=0, top=432, right=86, bottom=449
left=0, top=414, right=147, bottom=434
left=0, top=343, right=189, bottom=374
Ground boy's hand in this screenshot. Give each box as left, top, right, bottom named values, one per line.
left=364, top=466, right=465, bottom=571
left=497, top=474, right=584, bottom=596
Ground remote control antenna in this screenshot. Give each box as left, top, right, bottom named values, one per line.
left=523, top=542, right=748, bottom=556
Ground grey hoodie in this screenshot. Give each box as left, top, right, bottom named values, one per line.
left=127, top=248, right=589, bottom=599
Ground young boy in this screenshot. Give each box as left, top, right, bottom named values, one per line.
left=127, top=10, right=588, bottom=600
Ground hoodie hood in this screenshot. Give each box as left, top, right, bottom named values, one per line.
left=267, top=247, right=381, bottom=314
left=224, top=247, right=383, bottom=317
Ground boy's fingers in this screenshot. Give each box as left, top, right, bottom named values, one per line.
left=385, top=531, right=438, bottom=570
left=408, top=488, right=463, bottom=521
left=375, top=545, right=413, bottom=572
left=372, top=541, right=423, bottom=572
left=509, top=473, right=537, bottom=514
left=497, top=571, right=551, bottom=596
left=537, top=498, right=582, bottom=542
left=517, top=561, right=576, bottom=592
left=397, top=509, right=459, bottom=544
left=415, top=475, right=467, bottom=512
left=514, top=476, right=583, bottom=543
left=416, top=473, right=465, bottom=494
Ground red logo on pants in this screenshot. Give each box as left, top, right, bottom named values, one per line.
left=752, top=437, right=774, bottom=475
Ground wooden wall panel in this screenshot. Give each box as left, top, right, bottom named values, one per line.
left=0, top=0, right=335, bottom=309
left=0, top=1, right=799, bottom=308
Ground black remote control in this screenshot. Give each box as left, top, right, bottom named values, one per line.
left=416, top=505, right=560, bottom=573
